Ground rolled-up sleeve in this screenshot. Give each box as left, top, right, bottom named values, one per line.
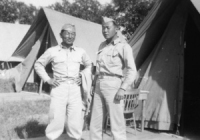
left=120, top=44, right=137, bottom=90
left=34, top=49, right=52, bottom=82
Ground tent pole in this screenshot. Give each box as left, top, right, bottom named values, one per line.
left=39, top=79, right=43, bottom=94
left=6, top=62, right=10, bottom=69
left=10, top=63, right=12, bottom=68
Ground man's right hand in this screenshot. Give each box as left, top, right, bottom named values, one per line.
left=46, top=78, right=60, bottom=87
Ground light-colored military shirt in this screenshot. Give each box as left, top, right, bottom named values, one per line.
left=34, top=44, right=92, bottom=82
left=96, top=36, right=137, bottom=90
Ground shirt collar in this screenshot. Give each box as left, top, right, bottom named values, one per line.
left=60, top=44, right=76, bottom=51
left=106, top=32, right=126, bottom=45
left=113, top=37, right=121, bottom=45
left=106, top=35, right=122, bottom=46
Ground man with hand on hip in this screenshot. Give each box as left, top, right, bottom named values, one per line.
left=34, top=23, right=92, bottom=140
left=89, top=17, right=137, bottom=140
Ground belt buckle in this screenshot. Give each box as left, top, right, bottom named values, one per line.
left=67, top=80, right=74, bottom=84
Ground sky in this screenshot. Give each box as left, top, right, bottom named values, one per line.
left=16, top=0, right=112, bottom=7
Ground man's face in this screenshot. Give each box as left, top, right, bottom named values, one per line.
left=60, top=28, right=76, bottom=45
left=102, top=21, right=117, bottom=40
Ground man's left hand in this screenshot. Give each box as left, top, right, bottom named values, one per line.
left=115, top=88, right=125, bottom=101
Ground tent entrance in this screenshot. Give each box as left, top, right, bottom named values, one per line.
left=181, top=15, right=200, bottom=137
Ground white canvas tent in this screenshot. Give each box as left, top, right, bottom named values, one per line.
left=0, top=22, right=30, bottom=69
left=7, top=8, right=104, bottom=92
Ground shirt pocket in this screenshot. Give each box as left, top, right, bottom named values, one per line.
left=71, top=55, right=81, bottom=64
left=106, top=49, right=121, bottom=65
left=53, top=56, right=65, bottom=63
left=52, top=55, right=66, bottom=70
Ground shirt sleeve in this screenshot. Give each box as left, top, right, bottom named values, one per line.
left=34, top=48, right=52, bottom=82
left=80, top=50, right=92, bottom=75
left=120, top=44, right=137, bottom=90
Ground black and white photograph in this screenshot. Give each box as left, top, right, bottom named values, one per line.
left=0, top=0, right=200, bottom=140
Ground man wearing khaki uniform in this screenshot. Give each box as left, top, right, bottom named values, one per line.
left=34, top=23, right=92, bottom=140
left=90, top=17, right=137, bottom=140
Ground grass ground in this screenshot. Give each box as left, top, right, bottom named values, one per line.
left=0, top=92, right=198, bottom=140
left=0, top=99, right=50, bottom=140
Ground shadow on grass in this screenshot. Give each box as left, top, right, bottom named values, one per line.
left=14, top=119, right=88, bottom=139
left=15, top=120, right=47, bottom=139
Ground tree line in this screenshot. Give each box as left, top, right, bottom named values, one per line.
left=0, top=0, right=155, bottom=39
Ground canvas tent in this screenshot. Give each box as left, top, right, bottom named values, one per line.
left=0, top=22, right=30, bottom=69
left=8, top=8, right=104, bottom=92
left=128, top=0, right=200, bottom=134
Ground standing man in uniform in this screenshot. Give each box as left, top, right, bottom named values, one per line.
left=34, top=23, right=92, bottom=140
left=90, top=17, right=137, bottom=140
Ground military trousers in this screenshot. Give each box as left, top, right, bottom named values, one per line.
left=45, top=83, right=83, bottom=140
left=90, top=77, right=126, bottom=140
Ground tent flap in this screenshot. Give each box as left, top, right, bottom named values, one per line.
left=129, top=0, right=190, bottom=130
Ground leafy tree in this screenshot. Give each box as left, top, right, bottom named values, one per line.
left=101, top=3, right=115, bottom=18
left=70, top=0, right=102, bottom=23
left=49, top=0, right=71, bottom=14
left=0, top=0, right=18, bottom=23
left=0, top=0, right=37, bottom=24
left=103, top=0, right=155, bottom=39
left=49, top=0, right=102, bottom=24
left=15, top=3, right=37, bottom=24
left=0, top=0, right=155, bottom=38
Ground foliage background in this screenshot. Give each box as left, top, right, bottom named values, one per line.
left=0, top=0, right=155, bottom=39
